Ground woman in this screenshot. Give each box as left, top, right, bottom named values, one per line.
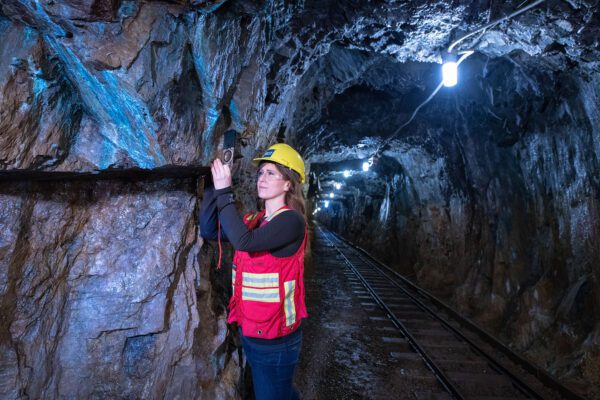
left=199, top=143, right=308, bottom=400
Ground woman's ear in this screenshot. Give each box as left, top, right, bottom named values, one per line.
left=284, top=181, right=291, bottom=191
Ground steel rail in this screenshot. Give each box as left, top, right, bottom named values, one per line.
left=326, top=227, right=585, bottom=400
left=340, top=241, right=543, bottom=399
left=318, top=226, right=466, bottom=400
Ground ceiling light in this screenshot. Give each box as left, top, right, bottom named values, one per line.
left=324, top=200, right=329, bottom=208
left=334, top=182, right=341, bottom=190
left=343, top=170, right=351, bottom=178
left=442, top=0, right=545, bottom=89
left=329, top=192, right=334, bottom=198
left=442, top=55, right=458, bottom=87
left=363, top=156, right=375, bottom=172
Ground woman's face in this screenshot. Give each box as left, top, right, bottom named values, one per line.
left=256, top=162, right=291, bottom=201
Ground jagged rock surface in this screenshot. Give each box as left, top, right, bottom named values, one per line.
left=0, top=0, right=599, bottom=398
left=0, top=179, right=233, bottom=398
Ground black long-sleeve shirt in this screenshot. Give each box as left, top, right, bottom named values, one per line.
left=199, top=186, right=305, bottom=257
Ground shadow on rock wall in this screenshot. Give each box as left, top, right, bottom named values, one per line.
left=0, top=178, right=242, bottom=399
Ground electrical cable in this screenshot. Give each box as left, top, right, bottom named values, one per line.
left=373, top=0, right=545, bottom=156
left=448, top=0, right=546, bottom=53
left=377, top=51, right=473, bottom=153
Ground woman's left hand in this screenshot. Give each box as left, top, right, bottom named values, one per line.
left=211, top=158, right=232, bottom=190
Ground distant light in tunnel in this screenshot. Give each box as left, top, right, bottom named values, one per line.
left=362, top=162, right=370, bottom=172
left=343, top=170, right=351, bottom=178
left=442, top=61, right=458, bottom=87
left=334, top=182, right=341, bottom=190
left=324, top=200, right=330, bottom=208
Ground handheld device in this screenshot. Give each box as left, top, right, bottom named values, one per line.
left=222, top=129, right=237, bottom=167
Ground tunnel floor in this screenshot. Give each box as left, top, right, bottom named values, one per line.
left=294, top=228, right=447, bottom=399
left=291, top=226, right=569, bottom=400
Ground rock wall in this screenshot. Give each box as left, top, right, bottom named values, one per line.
left=0, top=1, right=272, bottom=170
left=1, top=180, right=194, bottom=398
left=0, top=1, right=282, bottom=397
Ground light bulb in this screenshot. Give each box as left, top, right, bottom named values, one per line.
left=329, top=192, right=334, bottom=198
left=362, top=162, right=370, bottom=172
left=442, top=61, right=458, bottom=87
left=324, top=200, right=329, bottom=208
left=334, top=183, right=341, bottom=190
left=343, top=170, right=351, bottom=178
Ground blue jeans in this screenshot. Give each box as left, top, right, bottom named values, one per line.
left=241, top=329, right=302, bottom=400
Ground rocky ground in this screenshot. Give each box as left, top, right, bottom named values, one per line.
left=295, top=227, right=446, bottom=400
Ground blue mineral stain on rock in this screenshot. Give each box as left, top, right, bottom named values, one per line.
left=196, top=0, right=228, bottom=15
left=118, top=1, right=139, bottom=19
left=30, top=0, right=68, bottom=37
left=23, top=26, right=39, bottom=43
left=123, top=334, right=156, bottom=377
left=190, top=16, right=220, bottom=161
left=19, top=0, right=166, bottom=169
left=28, top=55, right=48, bottom=98
left=96, top=133, right=121, bottom=170
left=229, top=98, right=242, bottom=131
left=43, top=36, right=166, bottom=168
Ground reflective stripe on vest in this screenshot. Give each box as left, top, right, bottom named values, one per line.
left=245, top=213, right=259, bottom=222
left=242, top=287, right=280, bottom=302
left=232, top=264, right=237, bottom=292
left=284, top=280, right=296, bottom=326
left=242, top=272, right=279, bottom=288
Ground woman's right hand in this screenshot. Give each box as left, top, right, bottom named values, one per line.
left=211, top=158, right=232, bottom=190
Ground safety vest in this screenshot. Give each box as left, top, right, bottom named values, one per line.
left=227, top=206, right=308, bottom=339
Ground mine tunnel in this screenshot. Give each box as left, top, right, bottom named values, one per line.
left=0, top=0, right=598, bottom=399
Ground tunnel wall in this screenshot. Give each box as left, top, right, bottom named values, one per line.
left=0, top=2, right=264, bottom=397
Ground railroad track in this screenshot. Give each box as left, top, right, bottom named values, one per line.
left=316, top=225, right=584, bottom=400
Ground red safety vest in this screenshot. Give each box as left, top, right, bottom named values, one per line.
left=227, top=206, right=308, bottom=339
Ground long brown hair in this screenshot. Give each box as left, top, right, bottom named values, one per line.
left=257, top=162, right=306, bottom=219
left=257, top=162, right=311, bottom=258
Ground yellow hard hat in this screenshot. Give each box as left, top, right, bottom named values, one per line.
left=253, top=143, right=306, bottom=184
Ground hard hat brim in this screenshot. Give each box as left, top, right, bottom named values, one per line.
left=252, top=157, right=271, bottom=166
left=252, top=157, right=305, bottom=184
